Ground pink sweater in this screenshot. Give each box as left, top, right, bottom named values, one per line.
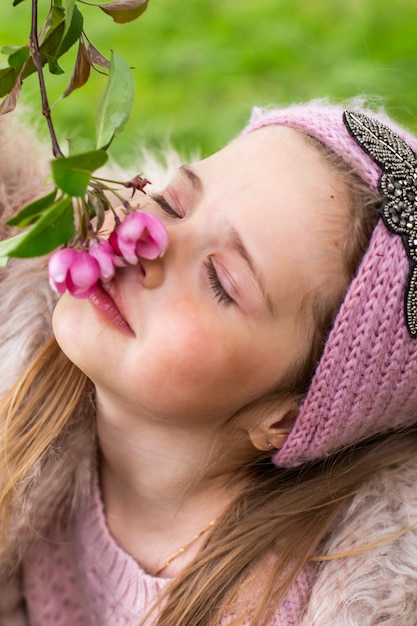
left=22, top=478, right=313, bottom=625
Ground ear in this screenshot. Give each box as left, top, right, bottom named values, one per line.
left=248, top=399, right=298, bottom=452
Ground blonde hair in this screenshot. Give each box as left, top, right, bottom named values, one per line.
left=1, top=123, right=416, bottom=625
left=146, top=431, right=417, bottom=626
left=0, top=339, right=95, bottom=566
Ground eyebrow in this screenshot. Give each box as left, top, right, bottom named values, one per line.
left=179, top=164, right=203, bottom=193
left=230, top=226, right=275, bottom=316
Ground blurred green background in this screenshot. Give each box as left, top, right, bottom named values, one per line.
left=1, top=0, right=417, bottom=164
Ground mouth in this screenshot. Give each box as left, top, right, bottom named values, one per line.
left=89, top=280, right=135, bottom=336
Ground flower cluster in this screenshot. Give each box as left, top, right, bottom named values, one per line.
left=48, top=211, right=168, bottom=299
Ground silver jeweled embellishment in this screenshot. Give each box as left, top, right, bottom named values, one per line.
left=343, top=110, right=417, bottom=339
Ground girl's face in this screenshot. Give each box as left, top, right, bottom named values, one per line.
left=53, top=127, right=346, bottom=429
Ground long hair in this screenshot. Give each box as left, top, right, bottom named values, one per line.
left=146, top=431, right=417, bottom=626
left=0, top=338, right=95, bottom=566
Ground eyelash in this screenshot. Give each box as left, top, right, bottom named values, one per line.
left=205, top=258, right=235, bottom=307
left=150, top=192, right=181, bottom=218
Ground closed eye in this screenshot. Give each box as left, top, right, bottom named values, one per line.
left=149, top=192, right=182, bottom=219
left=205, top=258, right=235, bottom=306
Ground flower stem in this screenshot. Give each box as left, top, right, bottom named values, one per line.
left=90, top=178, right=132, bottom=207
left=30, top=0, right=64, bottom=158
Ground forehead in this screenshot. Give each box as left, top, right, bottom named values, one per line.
left=197, top=125, right=342, bottom=212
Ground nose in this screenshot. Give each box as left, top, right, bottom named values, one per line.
left=139, top=256, right=164, bottom=288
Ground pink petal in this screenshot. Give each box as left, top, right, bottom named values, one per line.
left=48, top=248, right=78, bottom=282
left=48, top=277, right=67, bottom=295
left=69, top=250, right=100, bottom=289
left=109, top=230, right=122, bottom=256
left=117, top=212, right=148, bottom=242
left=66, top=275, right=98, bottom=299
left=135, top=238, right=161, bottom=260
left=140, top=213, right=169, bottom=257
left=117, top=237, right=140, bottom=264
left=48, top=248, right=78, bottom=294
left=89, top=239, right=116, bottom=282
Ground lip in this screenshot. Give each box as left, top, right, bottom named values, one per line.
left=89, top=280, right=135, bottom=336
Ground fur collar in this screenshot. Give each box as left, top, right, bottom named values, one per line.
left=301, top=457, right=417, bottom=625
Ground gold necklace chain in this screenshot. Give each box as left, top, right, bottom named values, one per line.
left=155, top=518, right=217, bottom=577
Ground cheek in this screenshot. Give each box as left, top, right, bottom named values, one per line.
left=134, top=315, right=229, bottom=387
left=128, top=311, right=275, bottom=415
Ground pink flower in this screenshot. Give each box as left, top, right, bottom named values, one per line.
left=89, top=238, right=116, bottom=282
left=48, top=248, right=100, bottom=299
left=109, top=211, right=168, bottom=265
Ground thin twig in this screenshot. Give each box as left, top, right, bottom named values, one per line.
left=30, top=0, right=64, bottom=157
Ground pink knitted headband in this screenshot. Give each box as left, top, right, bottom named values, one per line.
left=242, top=101, right=417, bottom=467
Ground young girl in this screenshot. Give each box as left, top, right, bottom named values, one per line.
left=1, top=100, right=417, bottom=626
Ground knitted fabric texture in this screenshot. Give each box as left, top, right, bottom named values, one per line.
left=242, top=101, right=417, bottom=467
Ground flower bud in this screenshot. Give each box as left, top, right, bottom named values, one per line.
left=109, top=211, right=168, bottom=264
left=48, top=248, right=100, bottom=299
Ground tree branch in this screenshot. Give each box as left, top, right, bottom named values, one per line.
left=30, top=0, right=64, bottom=158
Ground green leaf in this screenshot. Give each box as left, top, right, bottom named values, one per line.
left=38, top=5, right=65, bottom=48
left=7, top=46, right=30, bottom=69
left=63, top=0, right=76, bottom=38
left=0, top=67, right=19, bottom=98
left=12, top=0, right=27, bottom=6
left=0, top=231, right=29, bottom=265
left=8, top=196, right=75, bottom=258
left=96, top=52, right=134, bottom=149
left=99, top=0, right=148, bottom=24
left=67, top=136, right=96, bottom=155
left=6, top=190, right=58, bottom=227
left=59, top=4, right=83, bottom=57
left=47, top=55, right=65, bottom=75
left=1, top=46, right=21, bottom=56
left=51, top=150, right=108, bottom=196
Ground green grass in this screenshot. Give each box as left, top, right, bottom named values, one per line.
left=2, top=0, right=417, bottom=164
